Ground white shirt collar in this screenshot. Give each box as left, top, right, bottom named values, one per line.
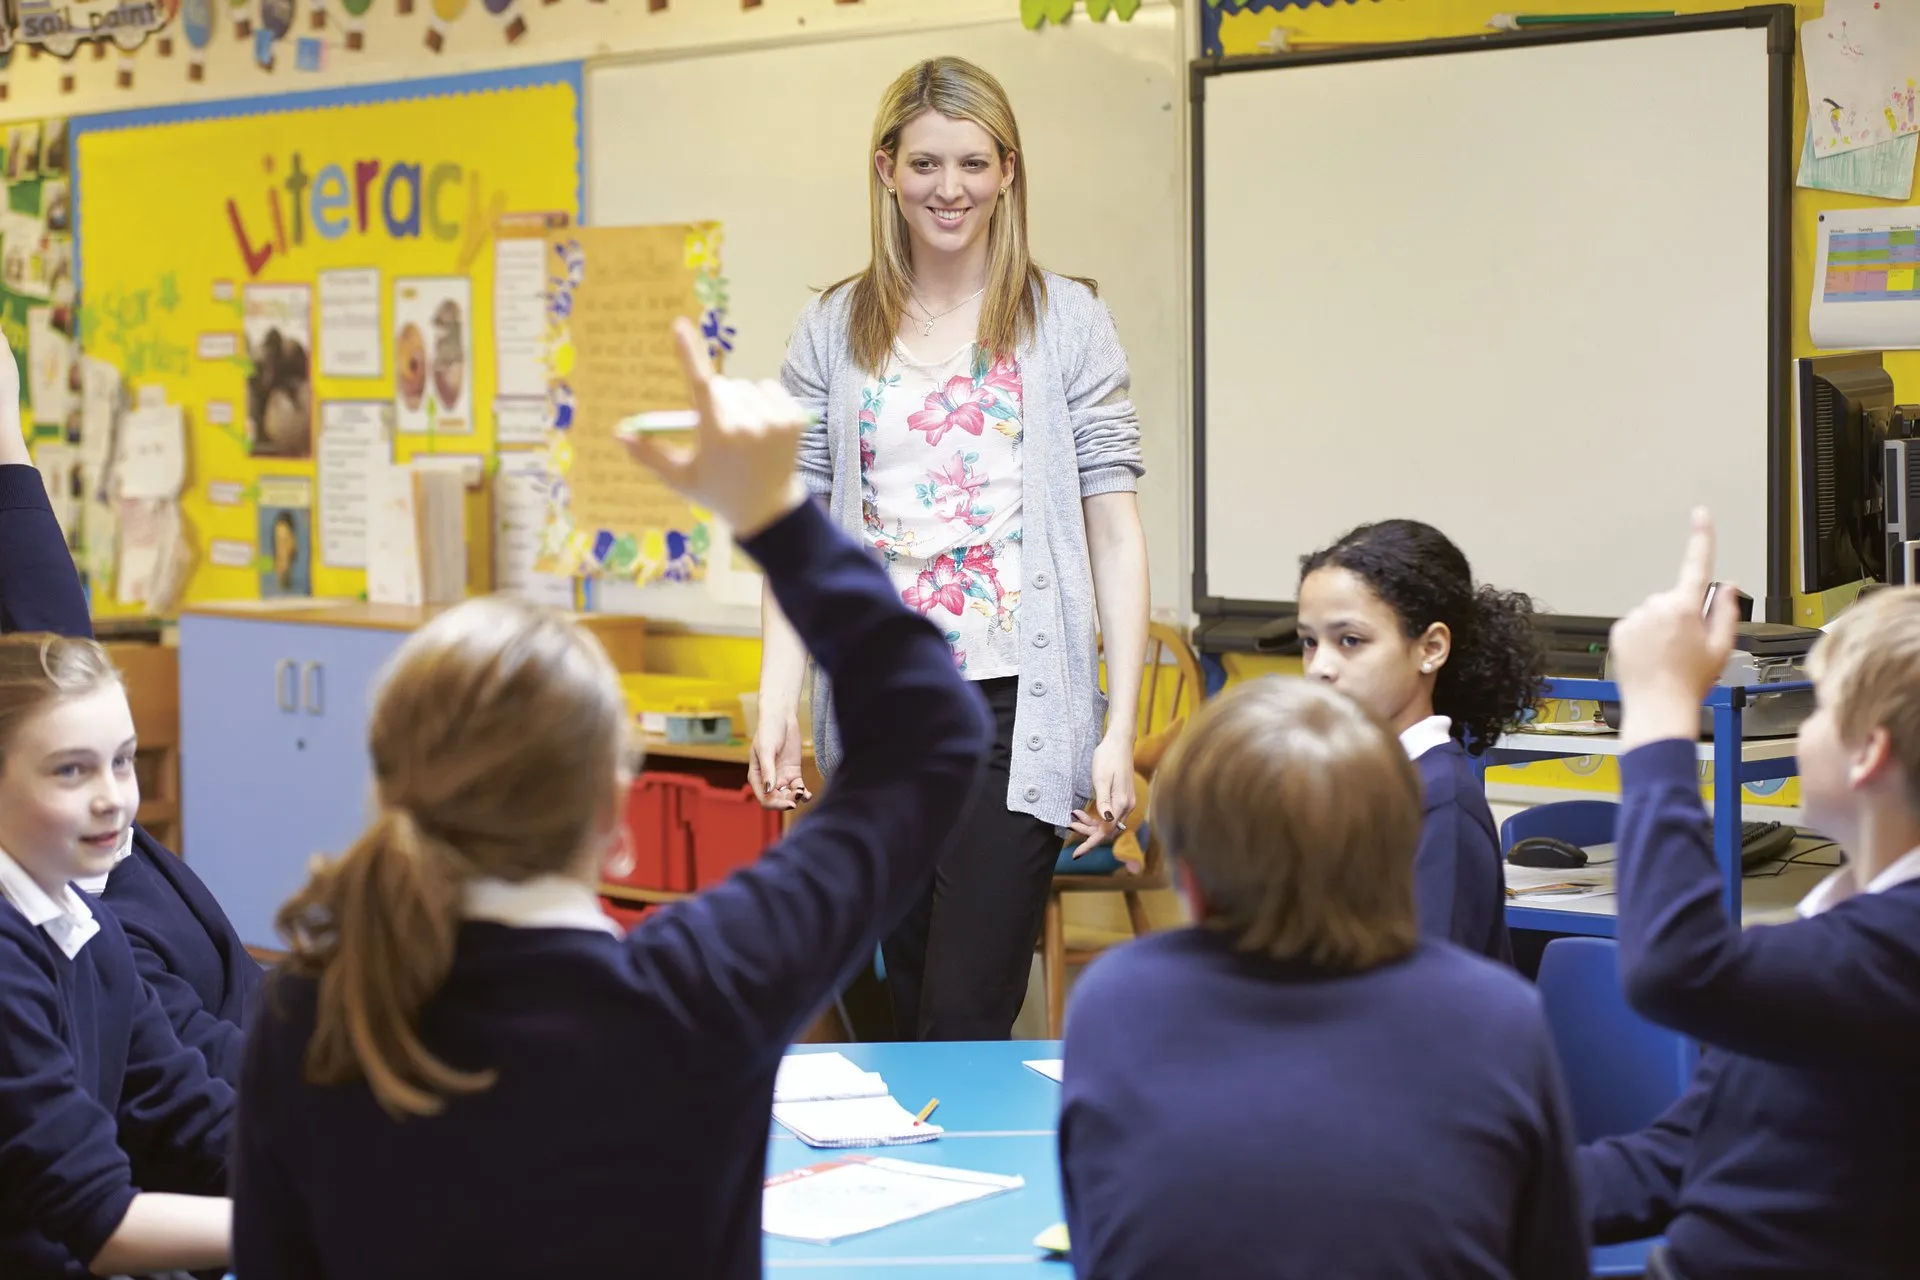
left=463, top=874, right=620, bottom=937
left=1797, top=845, right=1920, bottom=918
left=0, top=845, right=100, bottom=960
left=1398, top=715, right=1454, bottom=761
left=72, top=828, right=136, bottom=898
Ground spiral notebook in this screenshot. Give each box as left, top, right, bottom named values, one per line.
left=771, top=1096, right=945, bottom=1148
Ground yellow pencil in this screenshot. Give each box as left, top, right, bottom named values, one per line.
left=912, top=1098, right=940, bottom=1126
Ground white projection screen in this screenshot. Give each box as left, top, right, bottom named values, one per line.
left=1194, top=11, right=1793, bottom=623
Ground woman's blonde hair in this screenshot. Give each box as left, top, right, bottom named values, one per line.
left=1150, top=677, right=1422, bottom=973
left=0, top=634, right=122, bottom=769
left=838, top=56, right=1076, bottom=376
left=275, top=596, right=631, bottom=1119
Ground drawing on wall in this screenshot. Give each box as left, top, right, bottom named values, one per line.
left=393, top=277, right=472, bottom=434
left=243, top=282, right=314, bottom=458
left=258, top=503, right=313, bottom=597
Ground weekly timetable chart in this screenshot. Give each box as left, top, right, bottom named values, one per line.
left=1811, top=208, right=1920, bottom=348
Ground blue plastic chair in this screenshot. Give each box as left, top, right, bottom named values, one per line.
left=1500, top=799, right=1619, bottom=853
left=1535, top=936, right=1693, bottom=1145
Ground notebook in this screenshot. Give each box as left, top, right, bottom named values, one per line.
left=775, top=1052, right=888, bottom=1104
left=772, top=1096, right=944, bottom=1148
left=763, top=1157, right=1024, bottom=1244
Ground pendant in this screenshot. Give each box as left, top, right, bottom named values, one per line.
left=921, top=319, right=934, bottom=336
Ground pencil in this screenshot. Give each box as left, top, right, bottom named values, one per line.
left=614, top=410, right=700, bottom=437
left=912, top=1098, right=940, bottom=1126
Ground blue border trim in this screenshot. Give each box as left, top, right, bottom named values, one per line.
left=68, top=61, right=585, bottom=306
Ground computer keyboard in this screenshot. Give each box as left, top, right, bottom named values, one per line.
left=1739, top=820, right=1798, bottom=870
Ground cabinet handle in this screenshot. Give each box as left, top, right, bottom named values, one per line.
left=301, top=661, right=324, bottom=716
left=274, top=659, right=296, bottom=712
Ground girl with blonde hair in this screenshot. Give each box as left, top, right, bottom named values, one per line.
left=758, top=55, right=1151, bottom=1041
left=232, top=320, right=991, bottom=1278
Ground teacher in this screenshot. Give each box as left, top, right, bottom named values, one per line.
left=753, top=56, right=1150, bottom=1042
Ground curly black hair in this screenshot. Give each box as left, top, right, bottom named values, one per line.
left=1299, top=520, right=1543, bottom=755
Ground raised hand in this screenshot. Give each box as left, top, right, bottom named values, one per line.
left=618, top=317, right=808, bottom=540
left=1609, top=507, right=1741, bottom=748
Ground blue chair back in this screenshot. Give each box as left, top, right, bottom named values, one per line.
left=1535, top=937, right=1693, bottom=1144
left=1501, top=799, right=1619, bottom=852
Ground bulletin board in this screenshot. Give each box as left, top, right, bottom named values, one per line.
left=70, top=62, right=583, bottom=614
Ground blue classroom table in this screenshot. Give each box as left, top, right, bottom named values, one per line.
left=764, top=1041, right=1656, bottom=1277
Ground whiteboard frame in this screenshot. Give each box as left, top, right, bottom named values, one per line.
left=1187, top=7, right=1796, bottom=632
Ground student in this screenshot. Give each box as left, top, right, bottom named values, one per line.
left=0, top=632, right=234, bottom=1278
left=760, top=56, right=1150, bottom=1041
left=1578, top=512, right=1920, bottom=1279
left=0, top=357, right=261, bottom=1089
left=1297, top=520, right=1540, bottom=961
left=231, top=320, right=991, bottom=1279
left=1058, top=675, right=1586, bottom=1279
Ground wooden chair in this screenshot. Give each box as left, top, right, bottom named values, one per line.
left=105, top=641, right=182, bottom=851
left=1039, top=621, right=1204, bottom=1037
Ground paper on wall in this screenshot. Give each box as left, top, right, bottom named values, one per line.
left=1810, top=207, right=1920, bottom=349
left=1797, top=121, right=1918, bottom=202
left=1804, top=0, right=1920, bottom=159
left=493, top=451, right=574, bottom=608
left=365, top=461, right=424, bottom=607
left=393, top=277, right=472, bottom=435
left=494, top=230, right=549, bottom=399
left=116, top=402, right=187, bottom=500
left=318, top=267, right=382, bottom=379
left=25, top=306, right=71, bottom=426
left=317, top=400, right=390, bottom=568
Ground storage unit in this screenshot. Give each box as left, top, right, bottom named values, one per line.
left=180, top=601, right=646, bottom=952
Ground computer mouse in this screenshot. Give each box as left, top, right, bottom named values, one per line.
left=1507, top=836, right=1588, bottom=869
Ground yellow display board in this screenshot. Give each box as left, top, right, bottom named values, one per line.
left=72, top=64, right=582, bottom=612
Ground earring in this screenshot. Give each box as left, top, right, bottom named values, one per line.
left=885, top=187, right=896, bottom=195
left=1421, top=663, right=1433, bottom=673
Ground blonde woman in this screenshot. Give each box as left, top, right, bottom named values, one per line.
left=757, top=57, right=1150, bottom=1041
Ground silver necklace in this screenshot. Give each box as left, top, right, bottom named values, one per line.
left=910, top=286, right=985, bottom=337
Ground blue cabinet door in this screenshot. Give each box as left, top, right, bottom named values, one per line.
left=180, top=617, right=402, bottom=949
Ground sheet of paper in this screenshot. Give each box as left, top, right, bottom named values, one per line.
left=493, top=453, right=575, bottom=608
left=366, top=462, right=424, bottom=607
left=539, top=225, right=705, bottom=572
left=1022, top=1059, right=1064, bottom=1083
left=772, top=1097, right=944, bottom=1149
left=774, top=1053, right=888, bottom=1104
left=494, top=232, right=549, bottom=399
left=25, top=306, right=71, bottom=426
left=115, top=403, right=187, bottom=500
left=762, top=1158, right=1025, bottom=1246
left=1804, top=0, right=1920, bottom=158
left=1797, top=120, right=1918, bottom=201
left=116, top=498, right=167, bottom=605
left=317, top=401, right=390, bottom=569
left=79, top=357, right=121, bottom=497
left=493, top=396, right=549, bottom=447
left=318, top=267, right=382, bottom=378
left=394, top=276, right=473, bottom=435
left=1811, top=207, right=1920, bottom=348
left=3, top=212, right=49, bottom=300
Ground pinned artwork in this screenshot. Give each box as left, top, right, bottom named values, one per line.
left=535, top=222, right=727, bottom=586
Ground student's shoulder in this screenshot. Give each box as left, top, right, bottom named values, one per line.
left=1414, top=740, right=1489, bottom=813
left=1403, top=941, right=1545, bottom=1031
left=1068, top=929, right=1219, bottom=1017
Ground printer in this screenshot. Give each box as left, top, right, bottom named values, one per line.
left=1600, top=622, right=1820, bottom=739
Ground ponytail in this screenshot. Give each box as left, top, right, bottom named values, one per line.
left=1436, top=584, right=1543, bottom=756
left=275, top=806, right=496, bottom=1119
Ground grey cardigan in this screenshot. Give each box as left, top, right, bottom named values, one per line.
left=780, top=272, right=1145, bottom=828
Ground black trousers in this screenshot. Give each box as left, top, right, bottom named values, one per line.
left=882, top=676, right=1062, bottom=1041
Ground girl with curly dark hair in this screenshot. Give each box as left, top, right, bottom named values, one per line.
left=1297, top=520, right=1543, bottom=962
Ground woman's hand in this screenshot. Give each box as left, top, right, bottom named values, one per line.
left=748, top=710, right=811, bottom=811
left=1067, top=733, right=1137, bottom=860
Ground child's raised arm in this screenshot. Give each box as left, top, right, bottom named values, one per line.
left=619, top=320, right=991, bottom=1057
left=0, top=330, right=91, bottom=638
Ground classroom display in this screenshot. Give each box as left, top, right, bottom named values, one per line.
left=1194, top=18, right=1785, bottom=622
left=71, top=63, right=582, bottom=613
left=535, top=221, right=720, bottom=587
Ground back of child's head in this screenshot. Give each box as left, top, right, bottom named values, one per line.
left=1150, top=676, right=1422, bottom=972
left=1810, top=587, right=1920, bottom=809
left=276, top=595, right=631, bottom=1119
left=0, top=634, right=121, bottom=769
left=1299, top=519, right=1542, bottom=754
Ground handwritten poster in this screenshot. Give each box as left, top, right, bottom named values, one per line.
left=536, top=222, right=726, bottom=585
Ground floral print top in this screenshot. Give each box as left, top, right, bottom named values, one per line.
left=861, top=340, right=1024, bottom=678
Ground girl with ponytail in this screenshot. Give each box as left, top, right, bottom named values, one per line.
left=1297, top=520, right=1544, bottom=962
left=233, top=319, right=992, bottom=1280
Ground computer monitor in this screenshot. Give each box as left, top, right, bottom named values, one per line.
left=1795, top=354, right=1895, bottom=594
